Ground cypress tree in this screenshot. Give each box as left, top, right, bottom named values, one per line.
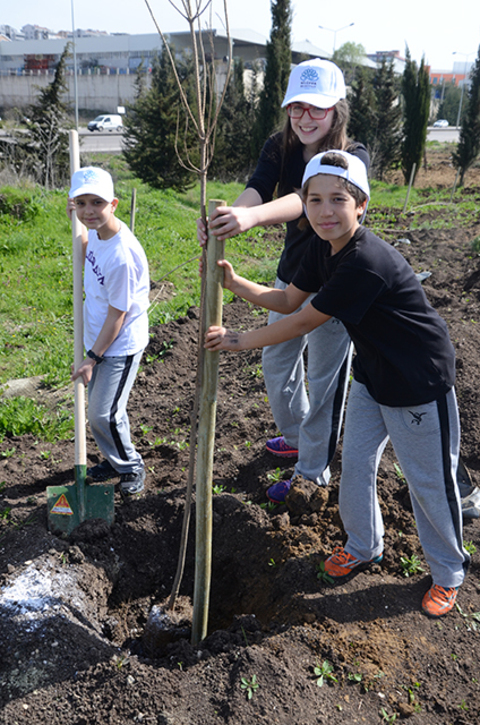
left=253, top=0, right=292, bottom=156
left=453, top=45, right=480, bottom=186
left=401, top=48, right=431, bottom=184
left=371, top=58, right=402, bottom=180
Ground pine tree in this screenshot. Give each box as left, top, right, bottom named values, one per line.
left=13, top=45, right=72, bottom=188
left=401, top=48, right=431, bottom=184
left=347, top=65, right=377, bottom=149
left=210, top=58, right=258, bottom=181
left=253, top=0, right=292, bottom=156
left=453, top=45, right=480, bottom=186
left=122, top=45, right=197, bottom=191
left=370, top=59, right=402, bottom=180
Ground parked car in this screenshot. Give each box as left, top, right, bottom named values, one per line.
left=87, top=114, right=123, bottom=132
left=433, top=119, right=449, bottom=128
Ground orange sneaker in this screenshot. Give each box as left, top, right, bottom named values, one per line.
left=324, top=546, right=383, bottom=579
left=422, top=585, right=458, bottom=617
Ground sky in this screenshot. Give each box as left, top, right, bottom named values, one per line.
left=2, top=0, right=480, bottom=71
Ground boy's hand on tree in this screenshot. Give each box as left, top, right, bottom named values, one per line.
left=216, top=259, right=235, bottom=289
left=66, top=197, right=76, bottom=220
left=204, top=326, right=241, bottom=351
left=198, top=258, right=235, bottom=289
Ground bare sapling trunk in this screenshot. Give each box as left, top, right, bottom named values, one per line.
left=144, top=1, right=231, bottom=639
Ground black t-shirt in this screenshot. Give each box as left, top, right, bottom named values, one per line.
left=245, top=133, right=369, bottom=285
left=292, top=226, right=455, bottom=407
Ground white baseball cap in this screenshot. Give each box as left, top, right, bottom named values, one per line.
left=69, top=167, right=115, bottom=202
left=302, top=150, right=370, bottom=200
left=282, top=59, right=346, bottom=109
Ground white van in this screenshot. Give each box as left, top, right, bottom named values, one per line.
left=87, top=114, right=123, bottom=132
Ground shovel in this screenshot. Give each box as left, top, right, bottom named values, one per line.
left=457, top=457, right=480, bottom=520
left=47, top=130, right=115, bottom=534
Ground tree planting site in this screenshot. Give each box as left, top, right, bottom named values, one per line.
left=1, top=152, right=480, bottom=724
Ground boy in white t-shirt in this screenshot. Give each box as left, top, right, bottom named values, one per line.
left=68, top=167, right=150, bottom=494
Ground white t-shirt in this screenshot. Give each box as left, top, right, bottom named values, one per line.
left=83, top=220, right=150, bottom=356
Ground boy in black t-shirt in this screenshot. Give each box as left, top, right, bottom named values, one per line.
left=205, top=150, right=469, bottom=617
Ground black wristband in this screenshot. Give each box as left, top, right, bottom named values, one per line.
left=87, top=349, right=104, bottom=365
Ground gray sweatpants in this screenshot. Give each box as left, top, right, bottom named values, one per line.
left=262, top=278, right=352, bottom=486
left=87, top=350, right=144, bottom=474
left=340, top=380, right=470, bottom=588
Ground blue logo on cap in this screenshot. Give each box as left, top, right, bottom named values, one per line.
left=84, top=169, right=101, bottom=183
left=300, top=68, right=319, bottom=87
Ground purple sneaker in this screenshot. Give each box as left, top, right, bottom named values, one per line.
left=267, top=479, right=291, bottom=503
left=266, top=436, right=298, bottom=459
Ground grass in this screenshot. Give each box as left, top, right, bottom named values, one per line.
left=0, top=396, right=74, bottom=443
left=368, top=175, right=479, bottom=237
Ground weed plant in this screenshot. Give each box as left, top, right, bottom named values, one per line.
left=399, top=553, right=425, bottom=577
left=313, top=660, right=338, bottom=687
left=240, top=674, right=259, bottom=700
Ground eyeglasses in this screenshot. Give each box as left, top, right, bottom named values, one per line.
left=286, top=104, right=333, bottom=120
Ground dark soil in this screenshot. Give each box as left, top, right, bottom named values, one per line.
left=1, top=150, right=480, bottom=724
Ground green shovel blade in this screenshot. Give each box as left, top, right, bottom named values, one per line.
left=47, top=465, right=114, bottom=535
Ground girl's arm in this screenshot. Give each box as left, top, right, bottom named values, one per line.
left=220, top=259, right=309, bottom=314
left=205, top=303, right=331, bottom=352
left=197, top=189, right=304, bottom=244
left=71, top=305, right=127, bottom=385
left=207, top=191, right=303, bottom=242
left=196, top=188, right=263, bottom=245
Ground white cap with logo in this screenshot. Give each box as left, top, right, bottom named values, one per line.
left=69, top=167, right=115, bottom=202
left=282, top=59, right=346, bottom=109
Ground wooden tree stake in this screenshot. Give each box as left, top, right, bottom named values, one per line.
left=191, top=200, right=225, bottom=645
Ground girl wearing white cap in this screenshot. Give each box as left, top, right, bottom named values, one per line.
left=199, top=59, right=368, bottom=502
left=204, top=150, right=469, bottom=618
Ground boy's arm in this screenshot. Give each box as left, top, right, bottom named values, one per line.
left=205, top=303, right=331, bottom=352
left=71, top=305, right=126, bottom=385
left=220, top=259, right=309, bottom=314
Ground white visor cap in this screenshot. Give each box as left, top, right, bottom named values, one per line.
left=302, top=150, right=370, bottom=200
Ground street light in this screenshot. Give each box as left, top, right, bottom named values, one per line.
left=452, top=51, right=474, bottom=128
left=318, top=22, right=354, bottom=55
left=70, top=0, right=79, bottom=131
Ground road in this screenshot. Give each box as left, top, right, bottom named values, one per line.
left=79, top=127, right=459, bottom=153
left=0, top=126, right=461, bottom=155
left=427, top=127, right=459, bottom=143
left=79, top=127, right=124, bottom=153
left=0, top=127, right=125, bottom=154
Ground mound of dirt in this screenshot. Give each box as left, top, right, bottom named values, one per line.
left=1, top=164, right=480, bottom=723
